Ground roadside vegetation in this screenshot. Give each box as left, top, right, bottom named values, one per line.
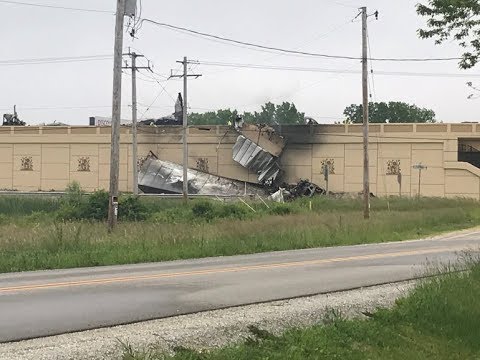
left=0, top=182, right=479, bottom=273
left=122, top=259, right=480, bottom=360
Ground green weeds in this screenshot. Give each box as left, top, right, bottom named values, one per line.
left=0, top=204, right=477, bottom=273
left=122, top=260, right=480, bottom=360
left=0, top=183, right=479, bottom=273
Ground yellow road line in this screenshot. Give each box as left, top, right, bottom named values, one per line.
left=0, top=246, right=464, bottom=294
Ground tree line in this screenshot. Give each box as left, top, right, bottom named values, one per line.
left=188, top=101, right=436, bottom=125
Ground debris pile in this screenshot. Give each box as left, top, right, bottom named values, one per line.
left=284, top=179, right=326, bottom=199
left=139, top=93, right=184, bottom=126
left=2, top=105, right=25, bottom=126
left=137, top=115, right=332, bottom=201
left=269, top=180, right=326, bottom=203
left=139, top=117, right=182, bottom=126
left=138, top=154, right=268, bottom=197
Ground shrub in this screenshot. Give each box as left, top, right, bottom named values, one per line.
left=57, top=184, right=109, bottom=221
left=83, top=190, right=109, bottom=221
left=119, top=195, right=148, bottom=221
left=58, top=183, right=148, bottom=222
left=57, top=182, right=86, bottom=220
left=192, top=201, right=215, bottom=221
left=56, top=203, right=83, bottom=220
left=191, top=201, right=251, bottom=222
left=64, top=181, right=84, bottom=207
left=217, top=203, right=250, bottom=220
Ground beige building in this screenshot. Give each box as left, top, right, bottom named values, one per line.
left=1, top=123, right=480, bottom=198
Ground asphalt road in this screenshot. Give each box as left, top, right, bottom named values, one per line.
left=0, top=231, right=479, bottom=343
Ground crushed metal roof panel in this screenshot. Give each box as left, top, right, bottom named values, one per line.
left=138, top=156, right=267, bottom=196
left=235, top=123, right=285, bottom=157
left=232, top=135, right=282, bottom=184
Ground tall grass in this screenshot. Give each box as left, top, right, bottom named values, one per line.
left=0, top=202, right=478, bottom=273
left=0, top=196, right=61, bottom=216
left=123, top=259, right=480, bottom=360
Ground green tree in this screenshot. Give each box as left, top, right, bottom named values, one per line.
left=343, top=102, right=436, bottom=123
left=251, top=102, right=305, bottom=125
left=253, top=102, right=277, bottom=124
left=188, top=102, right=305, bottom=125
left=417, top=0, right=480, bottom=68
left=188, top=109, right=238, bottom=125
left=275, top=102, right=305, bottom=124
left=188, top=111, right=217, bottom=125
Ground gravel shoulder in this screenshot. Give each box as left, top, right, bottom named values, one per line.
left=0, top=281, right=416, bottom=360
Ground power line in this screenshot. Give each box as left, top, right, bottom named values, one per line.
left=202, top=17, right=356, bottom=77
left=140, top=18, right=461, bottom=62
left=367, top=30, right=377, bottom=102
left=0, top=105, right=129, bottom=111
left=137, top=74, right=177, bottom=120
left=136, top=103, right=173, bottom=109
left=0, top=54, right=111, bottom=63
left=0, top=54, right=113, bottom=66
left=0, top=0, right=114, bottom=13
left=237, top=62, right=360, bottom=110
left=194, top=61, right=480, bottom=78
left=330, top=0, right=359, bottom=9
left=139, top=69, right=177, bottom=102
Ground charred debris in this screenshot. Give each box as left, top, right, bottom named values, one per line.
left=138, top=116, right=326, bottom=202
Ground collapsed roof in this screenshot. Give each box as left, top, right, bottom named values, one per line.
left=232, top=120, right=286, bottom=184
left=139, top=93, right=183, bottom=126
left=138, top=154, right=268, bottom=196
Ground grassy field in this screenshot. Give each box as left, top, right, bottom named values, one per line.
left=122, top=260, right=480, bottom=360
left=0, top=195, right=479, bottom=273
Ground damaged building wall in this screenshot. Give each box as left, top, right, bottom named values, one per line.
left=0, top=123, right=479, bottom=198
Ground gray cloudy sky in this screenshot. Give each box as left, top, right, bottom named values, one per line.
left=1, top=0, right=480, bottom=125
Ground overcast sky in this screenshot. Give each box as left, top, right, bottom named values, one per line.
left=2, top=0, right=480, bottom=125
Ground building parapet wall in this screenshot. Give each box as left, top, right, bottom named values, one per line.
left=1, top=124, right=480, bottom=198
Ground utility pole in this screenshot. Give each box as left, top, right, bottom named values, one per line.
left=169, top=57, right=202, bottom=203
left=123, top=50, right=152, bottom=195
left=361, top=6, right=370, bottom=219
left=108, top=0, right=127, bottom=231
left=131, top=53, right=138, bottom=196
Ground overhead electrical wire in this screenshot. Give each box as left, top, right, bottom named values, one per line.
left=193, top=61, right=480, bottom=78
left=330, top=0, right=359, bottom=9
left=367, top=29, right=377, bottom=102
left=139, top=18, right=461, bottom=62
left=0, top=54, right=113, bottom=66
left=137, top=68, right=180, bottom=120
left=0, top=105, right=129, bottom=111
left=0, top=0, right=114, bottom=13
left=139, top=69, right=177, bottom=102
left=201, top=17, right=356, bottom=77
left=0, top=1, right=462, bottom=63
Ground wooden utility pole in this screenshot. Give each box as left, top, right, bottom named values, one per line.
left=181, top=57, right=188, bottom=203
left=170, top=57, right=202, bottom=203
left=361, top=6, right=370, bottom=219
left=131, top=53, right=139, bottom=195
left=123, top=50, right=151, bottom=195
left=108, top=0, right=127, bottom=231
